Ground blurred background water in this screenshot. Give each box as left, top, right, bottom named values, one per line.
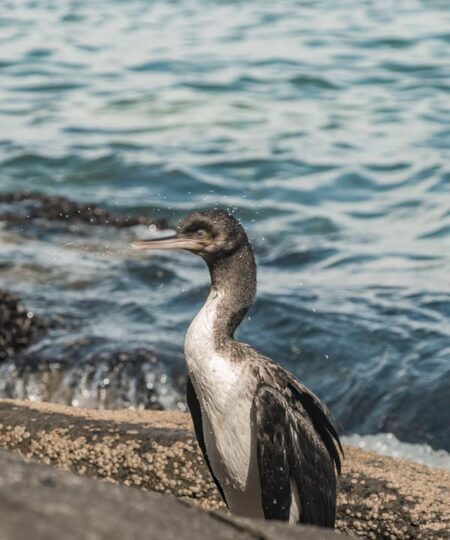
left=0, top=0, right=449, bottom=466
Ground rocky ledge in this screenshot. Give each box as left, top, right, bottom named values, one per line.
left=0, top=399, right=448, bottom=539
left=0, top=448, right=341, bottom=540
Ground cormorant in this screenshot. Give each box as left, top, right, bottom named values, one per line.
left=132, top=209, right=342, bottom=527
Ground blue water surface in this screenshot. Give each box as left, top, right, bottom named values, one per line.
left=0, top=0, right=449, bottom=452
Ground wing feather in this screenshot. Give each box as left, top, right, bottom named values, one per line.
left=288, top=381, right=343, bottom=475
left=254, top=385, right=291, bottom=520
left=254, top=376, right=339, bottom=527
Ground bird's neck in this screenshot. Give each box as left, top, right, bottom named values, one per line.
left=206, top=242, right=257, bottom=346
left=186, top=243, right=256, bottom=359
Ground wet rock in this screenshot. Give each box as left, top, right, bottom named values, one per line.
left=0, top=191, right=168, bottom=228
left=0, top=289, right=182, bottom=410
left=0, top=448, right=342, bottom=540
left=1, top=343, right=184, bottom=411
left=52, top=347, right=180, bottom=410
left=0, top=399, right=448, bottom=539
left=0, top=290, right=47, bottom=362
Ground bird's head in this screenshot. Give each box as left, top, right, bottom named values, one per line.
left=132, top=209, right=249, bottom=262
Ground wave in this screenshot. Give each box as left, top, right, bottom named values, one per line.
left=343, top=433, right=450, bottom=471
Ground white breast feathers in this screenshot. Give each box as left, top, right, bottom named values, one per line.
left=184, top=290, right=263, bottom=517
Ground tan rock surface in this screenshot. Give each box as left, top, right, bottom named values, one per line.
left=0, top=399, right=449, bottom=539
left=0, top=448, right=342, bottom=540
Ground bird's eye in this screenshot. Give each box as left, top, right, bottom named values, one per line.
left=195, top=229, right=207, bottom=239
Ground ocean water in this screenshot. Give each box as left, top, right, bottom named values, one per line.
left=0, top=0, right=449, bottom=462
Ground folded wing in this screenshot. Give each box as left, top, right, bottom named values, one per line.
left=254, top=372, right=341, bottom=527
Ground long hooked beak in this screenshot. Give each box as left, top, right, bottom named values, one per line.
left=131, top=234, right=205, bottom=252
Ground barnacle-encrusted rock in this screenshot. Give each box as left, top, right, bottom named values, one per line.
left=0, top=399, right=448, bottom=539
left=0, top=448, right=342, bottom=540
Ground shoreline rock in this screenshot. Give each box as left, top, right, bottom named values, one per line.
left=0, top=448, right=341, bottom=540
left=0, top=291, right=183, bottom=410
left=0, top=399, right=448, bottom=539
left=0, top=290, right=48, bottom=362
left=0, top=191, right=169, bottom=229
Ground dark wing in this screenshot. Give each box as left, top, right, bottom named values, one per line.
left=254, top=385, right=292, bottom=521
left=186, top=376, right=228, bottom=507
left=254, top=378, right=340, bottom=527
left=288, top=378, right=343, bottom=476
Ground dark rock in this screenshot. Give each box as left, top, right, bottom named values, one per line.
left=2, top=340, right=183, bottom=410
left=50, top=346, right=176, bottom=410
left=0, top=191, right=168, bottom=228
left=0, top=448, right=342, bottom=540
left=0, top=290, right=47, bottom=362
left=0, top=288, right=181, bottom=410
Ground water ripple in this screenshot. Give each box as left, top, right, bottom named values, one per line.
left=0, top=0, right=449, bottom=452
